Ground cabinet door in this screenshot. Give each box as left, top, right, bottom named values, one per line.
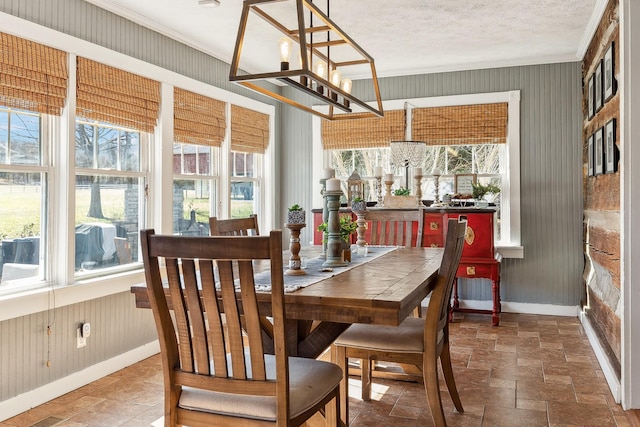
left=422, top=213, right=444, bottom=247
left=447, top=212, right=494, bottom=258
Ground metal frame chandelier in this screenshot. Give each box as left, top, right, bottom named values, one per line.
left=229, top=0, right=384, bottom=120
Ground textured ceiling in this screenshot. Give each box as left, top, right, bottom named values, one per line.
left=85, top=0, right=601, bottom=79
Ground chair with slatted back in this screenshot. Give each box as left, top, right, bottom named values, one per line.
left=209, top=214, right=260, bottom=236
left=364, top=208, right=424, bottom=248
left=333, top=217, right=467, bottom=427
left=140, top=229, right=342, bottom=427
left=365, top=208, right=424, bottom=319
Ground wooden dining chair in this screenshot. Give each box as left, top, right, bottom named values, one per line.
left=364, top=208, right=425, bottom=317
left=332, top=217, right=467, bottom=427
left=363, top=208, right=424, bottom=247
left=140, top=229, right=342, bottom=427
left=209, top=214, right=260, bottom=236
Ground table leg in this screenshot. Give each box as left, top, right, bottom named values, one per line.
left=492, top=277, right=501, bottom=326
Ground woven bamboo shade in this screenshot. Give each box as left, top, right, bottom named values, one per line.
left=231, top=105, right=269, bottom=154
left=0, top=32, right=68, bottom=115
left=76, top=58, right=160, bottom=133
left=412, top=103, right=508, bottom=146
left=174, top=88, right=226, bottom=147
left=321, top=110, right=405, bottom=150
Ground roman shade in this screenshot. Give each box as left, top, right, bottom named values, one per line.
left=412, top=103, right=508, bottom=145
left=230, top=105, right=269, bottom=154
left=0, top=32, right=68, bottom=115
left=76, top=57, right=160, bottom=133
left=321, top=110, right=405, bottom=150
left=174, top=88, right=226, bottom=147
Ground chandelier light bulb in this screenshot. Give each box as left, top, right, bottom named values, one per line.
left=279, top=37, right=292, bottom=70
left=341, top=78, right=352, bottom=94
left=330, top=69, right=341, bottom=87
left=314, top=61, right=327, bottom=79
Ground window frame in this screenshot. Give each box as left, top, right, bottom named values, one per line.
left=0, top=107, right=51, bottom=294
left=73, top=118, right=150, bottom=278
left=313, top=91, right=523, bottom=257
left=0, top=17, right=275, bottom=316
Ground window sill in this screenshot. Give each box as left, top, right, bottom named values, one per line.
left=0, top=268, right=145, bottom=322
left=496, top=245, right=524, bottom=259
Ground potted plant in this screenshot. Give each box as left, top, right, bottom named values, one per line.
left=351, top=196, right=366, bottom=212
left=471, top=183, right=501, bottom=201
left=287, top=204, right=305, bottom=224
left=317, top=215, right=358, bottom=244
left=393, top=187, right=411, bottom=196
left=384, top=186, right=418, bottom=208
left=472, top=182, right=500, bottom=207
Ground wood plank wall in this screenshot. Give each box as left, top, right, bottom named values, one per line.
left=582, top=0, right=622, bottom=369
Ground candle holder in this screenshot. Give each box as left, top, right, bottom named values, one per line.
left=374, top=176, right=383, bottom=206
left=433, top=173, right=441, bottom=203
left=320, top=178, right=329, bottom=259
left=384, top=178, right=394, bottom=199
left=352, top=206, right=367, bottom=248
left=284, top=222, right=306, bottom=276
left=414, top=174, right=423, bottom=201
left=323, top=190, right=348, bottom=268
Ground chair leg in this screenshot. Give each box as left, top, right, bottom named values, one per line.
left=423, top=354, right=447, bottom=427
left=325, top=388, right=341, bottom=427
left=332, top=345, right=349, bottom=426
left=440, top=343, right=464, bottom=413
left=361, top=358, right=372, bottom=401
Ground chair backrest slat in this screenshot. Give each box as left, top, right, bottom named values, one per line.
left=217, top=259, right=248, bottom=380
left=364, top=208, right=424, bottom=247
left=140, top=229, right=287, bottom=404
left=165, top=257, right=195, bottom=373
left=199, top=260, right=228, bottom=377
left=181, top=258, right=210, bottom=375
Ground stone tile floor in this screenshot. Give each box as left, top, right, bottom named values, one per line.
left=2, top=312, right=639, bottom=426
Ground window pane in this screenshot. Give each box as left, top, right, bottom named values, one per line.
left=182, top=144, right=198, bottom=174
left=475, top=144, right=503, bottom=174
left=446, top=145, right=473, bottom=174
left=0, top=172, right=44, bottom=283
left=173, top=179, right=214, bottom=236
left=75, top=175, right=140, bottom=270
left=0, top=112, right=7, bottom=164
left=233, top=152, right=246, bottom=177
left=198, top=145, right=211, bottom=175
left=120, top=131, right=140, bottom=172
left=75, top=123, right=95, bottom=168
left=97, top=127, right=118, bottom=169
left=231, top=181, right=255, bottom=218
left=9, top=112, right=40, bottom=166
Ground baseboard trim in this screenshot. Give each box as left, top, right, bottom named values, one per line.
left=0, top=340, right=160, bottom=422
left=579, top=310, right=621, bottom=403
left=450, top=299, right=580, bottom=317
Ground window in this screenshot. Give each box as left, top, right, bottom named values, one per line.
left=230, top=151, right=261, bottom=218
left=173, top=143, right=219, bottom=235
left=74, top=119, right=147, bottom=274
left=0, top=107, right=47, bottom=289
left=317, top=92, right=522, bottom=253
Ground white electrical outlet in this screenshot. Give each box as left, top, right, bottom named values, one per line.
left=77, top=327, right=86, bottom=348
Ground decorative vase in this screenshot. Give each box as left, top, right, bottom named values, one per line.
left=351, top=200, right=366, bottom=212
left=287, top=210, right=305, bottom=224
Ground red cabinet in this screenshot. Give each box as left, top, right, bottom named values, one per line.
left=312, top=207, right=502, bottom=325
left=444, top=210, right=501, bottom=326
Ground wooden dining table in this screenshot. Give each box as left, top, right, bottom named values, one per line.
left=130, top=245, right=443, bottom=425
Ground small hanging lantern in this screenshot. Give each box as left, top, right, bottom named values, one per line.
left=347, top=170, right=364, bottom=207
